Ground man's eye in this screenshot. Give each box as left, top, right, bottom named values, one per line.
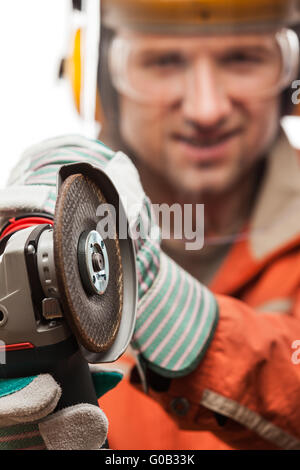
left=145, top=53, right=186, bottom=68
left=221, top=52, right=265, bottom=66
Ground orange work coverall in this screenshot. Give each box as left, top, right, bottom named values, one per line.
left=100, top=131, right=300, bottom=450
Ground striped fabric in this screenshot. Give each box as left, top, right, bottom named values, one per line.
left=132, top=252, right=219, bottom=377
left=0, top=423, right=45, bottom=450
left=6, top=135, right=219, bottom=378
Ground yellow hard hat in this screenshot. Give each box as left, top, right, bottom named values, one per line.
left=102, top=0, right=300, bottom=33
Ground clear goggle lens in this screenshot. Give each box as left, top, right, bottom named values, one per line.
left=109, top=28, right=299, bottom=104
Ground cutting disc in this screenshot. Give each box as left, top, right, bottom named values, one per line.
left=53, top=173, right=123, bottom=353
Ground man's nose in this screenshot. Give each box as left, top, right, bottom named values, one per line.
left=182, top=57, right=232, bottom=127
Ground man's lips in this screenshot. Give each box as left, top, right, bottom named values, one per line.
left=172, top=128, right=243, bottom=163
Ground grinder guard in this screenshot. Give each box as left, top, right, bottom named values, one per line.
left=56, top=162, right=137, bottom=364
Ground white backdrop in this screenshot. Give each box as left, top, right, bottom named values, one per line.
left=0, top=0, right=299, bottom=188
left=0, top=0, right=84, bottom=188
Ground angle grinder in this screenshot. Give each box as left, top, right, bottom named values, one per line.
left=0, top=162, right=137, bottom=410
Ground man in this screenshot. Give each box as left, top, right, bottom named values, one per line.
left=95, top=0, right=300, bottom=450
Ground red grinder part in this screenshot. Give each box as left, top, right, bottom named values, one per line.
left=53, top=173, right=123, bottom=353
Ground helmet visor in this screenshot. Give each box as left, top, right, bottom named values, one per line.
left=108, top=28, right=299, bottom=105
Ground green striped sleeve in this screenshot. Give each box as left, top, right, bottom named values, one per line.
left=0, top=423, right=45, bottom=450
left=132, top=252, right=219, bottom=378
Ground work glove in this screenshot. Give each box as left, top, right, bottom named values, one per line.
left=0, top=368, right=122, bottom=450
left=0, top=135, right=219, bottom=381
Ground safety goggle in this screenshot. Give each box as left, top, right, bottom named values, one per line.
left=108, top=28, right=300, bottom=104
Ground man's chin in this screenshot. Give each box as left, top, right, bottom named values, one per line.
left=168, top=166, right=236, bottom=198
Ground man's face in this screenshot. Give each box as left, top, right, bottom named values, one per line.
left=114, top=32, right=283, bottom=196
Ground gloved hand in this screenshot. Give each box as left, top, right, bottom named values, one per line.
left=0, top=369, right=122, bottom=450
left=0, top=135, right=219, bottom=381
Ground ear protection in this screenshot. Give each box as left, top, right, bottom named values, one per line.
left=59, top=0, right=103, bottom=126
left=64, top=27, right=82, bottom=114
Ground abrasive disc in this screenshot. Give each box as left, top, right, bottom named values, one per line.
left=53, top=173, right=123, bottom=353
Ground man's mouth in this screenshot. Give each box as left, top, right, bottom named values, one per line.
left=173, top=128, right=242, bottom=148
left=172, top=127, right=243, bottom=163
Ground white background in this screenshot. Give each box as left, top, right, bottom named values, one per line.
left=0, top=0, right=299, bottom=188
left=0, top=0, right=84, bottom=188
